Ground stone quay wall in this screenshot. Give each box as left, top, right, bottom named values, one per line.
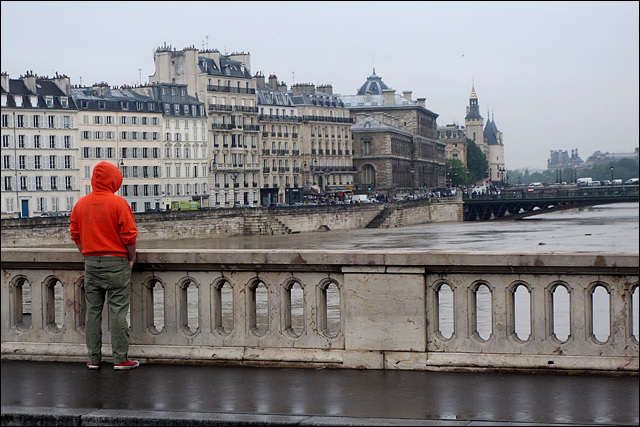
left=2, top=248, right=638, bottom=375
left=0, top=197, right=462, bottom=246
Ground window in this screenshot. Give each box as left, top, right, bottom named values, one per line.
left=3, top=176, right=12, bottom=191
left=33, top=115, right=40, bottom=128
left=17, top=115, right=25, bottom=128
left=64, top=136, right=71, bottom=148
left=34, top=156, right=41, bottom=169
left=49, top=135, right=56, bottom=148
left=2, top=135, right=8, bottom=148
left=65, top=176, right=72, bottom=190
left=50, top=176, right=57, bottom=190
left=19, top=155, right=26, bottom=169
left=49, top=155, right=57, bottom=169
left=48, top=116, right=55, bottom=128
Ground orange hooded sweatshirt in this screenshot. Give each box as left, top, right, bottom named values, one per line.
left=70, top=161, right=138, bottom=257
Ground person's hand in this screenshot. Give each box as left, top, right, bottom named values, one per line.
left=129, top=260, right=135, bottom=269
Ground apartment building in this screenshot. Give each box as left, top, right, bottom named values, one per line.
left=1, top=72, right=79, bottom=218
left=132, top=83, right=209, bottom=209
left=255, top=73, right=302, bottom=205
left=72, top=85, right=164, bottom=212
left=149, top=45, right=260, bottom=207
left=290, top=82, right=354, bottom=200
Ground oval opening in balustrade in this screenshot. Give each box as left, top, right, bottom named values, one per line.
left=152, top=280, right=165, bottom=333
left=250, top=281, right=269, bottom=336
left=11, top=276, right=32, bottom=331
left=475, top=283, right=492, bottom=341
left=179, top=278, right=199, bottom=335
left=514, top=284, right=531, bottom=341
left=591, top=284, right=610, bottom=343
left=214, top=280, right=234, bottom=335
left=323, top=281, right=340, bottom=338
left=552, top=284, right=570, bottom=342
left=633, top=285, right=639, bottom=342
left=285, top=281, right=304, bottom=338
left=46, top=278, right=64, bottom=332
left=437, top=283, right=454, bottom=339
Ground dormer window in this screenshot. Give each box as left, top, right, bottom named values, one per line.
left=60, top=97, right=68, bottom=108
left=46, top=96, right=54, bottom=108
left=99, top=101, right=106, bottom=109
left=121, top=101, right=128, bottom=110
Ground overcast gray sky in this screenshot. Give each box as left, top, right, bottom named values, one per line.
left=2, top=1, right=638, bottom=171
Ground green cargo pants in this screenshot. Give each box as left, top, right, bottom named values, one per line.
left=84, top=256, right=132, bottom=365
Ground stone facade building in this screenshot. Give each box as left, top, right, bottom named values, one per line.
left=72, top=85, right=165, bottom=212
left=341, top=70, right=445, bottom=194
left=131, top=83, right=209, bottom=209
left=437, top=123, right=467, bottom=167
left=256, top=74, right=354, bottom=204
left=149, top=44, right=260, bottom=207
left=1, top=72, right=79, bottom=218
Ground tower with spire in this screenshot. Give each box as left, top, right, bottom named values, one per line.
left=463, top=83, right=505, bottom=184
left=464, top=84, right=485, bottom=153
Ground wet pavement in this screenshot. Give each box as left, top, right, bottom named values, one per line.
left=1, top=360, right=638, bottom=425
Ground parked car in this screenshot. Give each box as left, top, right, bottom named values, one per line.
left=625, top=178, right=639, bottom=184
left=41, top=211, right=65, bottom=217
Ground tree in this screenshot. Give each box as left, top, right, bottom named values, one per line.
left=445, top=158, right=467, bottom=187
left=466, top=138, right=488, bottom=185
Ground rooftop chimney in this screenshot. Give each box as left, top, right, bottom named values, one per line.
left=402, top=91, right=412, bottom=101
left=417, top=98, right=425, bottom=108
left=383, top=89, right=395, bottom=106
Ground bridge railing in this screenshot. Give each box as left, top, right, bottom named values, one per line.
left=464, top=184, right=639, bottom=201
left=1, top=248, right=638, bottom=374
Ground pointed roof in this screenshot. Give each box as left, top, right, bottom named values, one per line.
left=356, top=68, right=390, bottom=95
left=484, top=116, right=501, bottom=145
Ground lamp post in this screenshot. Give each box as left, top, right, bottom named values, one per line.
left=410, top=165, right=415, bottom=196
left=465, top=168, right=469, bottom=188
left=231, top=171, right=238, bottom=207
left=610, top=164, right=614, bottom=187
left=323, top=168, right=331, bottom=193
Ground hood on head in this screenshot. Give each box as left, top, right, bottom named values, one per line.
left=91, top=161, right=123, bottom=193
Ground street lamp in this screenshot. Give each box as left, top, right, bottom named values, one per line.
left=410, top=165, right=415, bottom=195
left=610, top=164, right=614, bottom=187
left=231, top=171, right=238, bottom=207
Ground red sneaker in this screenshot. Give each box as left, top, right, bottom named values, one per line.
left=87, top=362, right=100, bottom=370
left=113, top=360, right=140, bottom=370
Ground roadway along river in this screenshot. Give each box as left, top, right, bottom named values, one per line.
left=138, top=202, right=640, bottom=253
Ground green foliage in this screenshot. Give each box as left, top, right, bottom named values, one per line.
left=445, top=158, right=467, bottom=186
left=466, top=138, right=489, bottom=185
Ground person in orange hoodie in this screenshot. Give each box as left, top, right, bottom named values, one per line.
left=70, top=161, right=140, bottom=370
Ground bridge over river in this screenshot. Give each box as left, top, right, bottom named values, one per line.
left=463, top=184, right=639, bottom=221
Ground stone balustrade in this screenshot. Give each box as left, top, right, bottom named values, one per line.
left=1, top=248, right=638, bottom=374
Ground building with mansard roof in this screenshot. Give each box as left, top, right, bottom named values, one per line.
left=255, top=73, right=354, bottom=204
left=149, top=44, right=260, bottom=207
left=72, top=85, right=165, bottom=212
left=131, top=82, right=209, bottom=210
left=341, top=69, right=445, bottom=194
left=1, top=72, right=79, bottom=218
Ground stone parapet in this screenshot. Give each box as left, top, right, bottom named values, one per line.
left=2, top=248, right=638, bottom=374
